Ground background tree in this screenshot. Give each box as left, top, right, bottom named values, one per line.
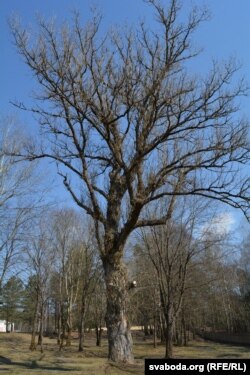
left=179, top=224, right=250, bottom=339
left=82, top=268, right=106, bottom=348
left=51, top=209, right=85, bottom=348
left=21, top=275, right=39, bottom=333
left=139, top=192, right=213, bottom=358
left=48, top=208, right=97, bottom=351
left=131, top=244, right=159, bottom=341
left=10, top=0, right=250, bottom=362
left=0, top=276, right=23, bottom=332
left=0, top=120, right=38, bottom=289
left=25, top=216, right=55, bottom=351
left=75, top=226, right=97, bottom=352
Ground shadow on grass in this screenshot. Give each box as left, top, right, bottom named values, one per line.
left=0, top=356, right=76, bottom=372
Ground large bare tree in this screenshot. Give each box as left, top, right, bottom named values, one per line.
left=10, top=0, right=250, bottom=362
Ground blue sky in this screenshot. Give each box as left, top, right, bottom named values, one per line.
left=1, top=0, right=250, bottom=117
left=1, top=0, right=250, bottom=227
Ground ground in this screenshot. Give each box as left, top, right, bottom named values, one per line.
left=0, top=332, right=249, bottom=374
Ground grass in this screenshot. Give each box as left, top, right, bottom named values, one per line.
left=0, top=332, right=249, bottom=374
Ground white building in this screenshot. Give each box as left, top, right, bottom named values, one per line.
left=0, top=320, right=14, bottom=332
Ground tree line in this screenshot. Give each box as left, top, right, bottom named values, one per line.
left=0, top=206, right=250, bottom=358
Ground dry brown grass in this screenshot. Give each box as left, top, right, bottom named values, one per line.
left=0, top=332, right=249, bottom=374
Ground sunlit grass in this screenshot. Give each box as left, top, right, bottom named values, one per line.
left=0, top=332, right=249, bottom=375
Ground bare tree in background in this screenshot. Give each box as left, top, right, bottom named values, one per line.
left=49, top=208, right=97, bottom=351
left=77, top=233, right=97, bottom=352
left=0, top=119, right=38, bottom=288
left=51, top=209, right=83, bottom=348
left=0, top=120, right=31, bottom=209
left=26, top=217, right=54, bottom=352
left=140, top=192, right=214, bottom=358
left=10, top=0, right=250, bottom=362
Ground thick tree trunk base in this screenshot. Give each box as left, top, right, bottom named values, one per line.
left=104, top=258, right=134, bottom=363
left=107, top=316, right=134, bottom=363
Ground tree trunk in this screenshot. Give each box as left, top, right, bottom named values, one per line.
left=182, top=312, right=187, bottom=346
left=144, top=324, right=149, bottom=337
left=159, top=312, right=166, bottom=343
left=164, top=302, right=174, bottom=359
left=37, top=321, right=41, bottom=345
left=78, top=303, right=85, bottom=351
left=103, top=258, right=133, bottom=363
left=66, top=305, right=72, bottom=346
left=54, top=301, right=57, bottom=333
left=60, top=321, right=65, bottom=351
left=165, top=320, right=174, bottom=358
left=95, top=325, right=102, bottom=346
left=66, top=326, right=72, bottom=346
left=57, top=303, right=62, bottom=346
left=176, top=317, right=183, bottom=346
left=30, top=328, right=37, bottom=351
left=78, top=322, right=84, bottom=352
left=38, top=307, right=44, bottom=353
left=153, top=314, right=157, bottom=348
left=78, top=282, right=87, bottom=352
left=30, top=295, right=39, bottom=351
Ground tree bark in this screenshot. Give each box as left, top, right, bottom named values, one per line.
left=30, top=327, right=37, bottom=351
left=144, top=324, right=149, bottom=337
left=66, top=317, right=72, bottom=346
left=30, top=294, right=39, bottom=351
left=159, top=312, right=166, bottom=343
left=78, top=301, right=85, bottom=352
left=57, top=302, right=62, bottom=346
left=66, top=302, right=73, bottom=346
left=37, top=320, right=41, bottom=345
left=103, top=258, right=133, bottom=363
left=165, top=320, right=174, bottom=358
left=60, top=319, right=65, bottom=351
left=5, top=312, right=9, bottom=333
left=164, top=302, right=174, bottom=359
left=78, top=323, right=84, bottom=352
left=38, top=306, right=44, bottom=353
left=66, top=326, right=72, bottom=346
left=153, top=314, right=157, bottom=348
left=182, top=312, right=187, bottom=346
left=95, top=325, right=102, bottom=346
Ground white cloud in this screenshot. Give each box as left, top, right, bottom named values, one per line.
left=201, top=212, right=235, bottom=237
